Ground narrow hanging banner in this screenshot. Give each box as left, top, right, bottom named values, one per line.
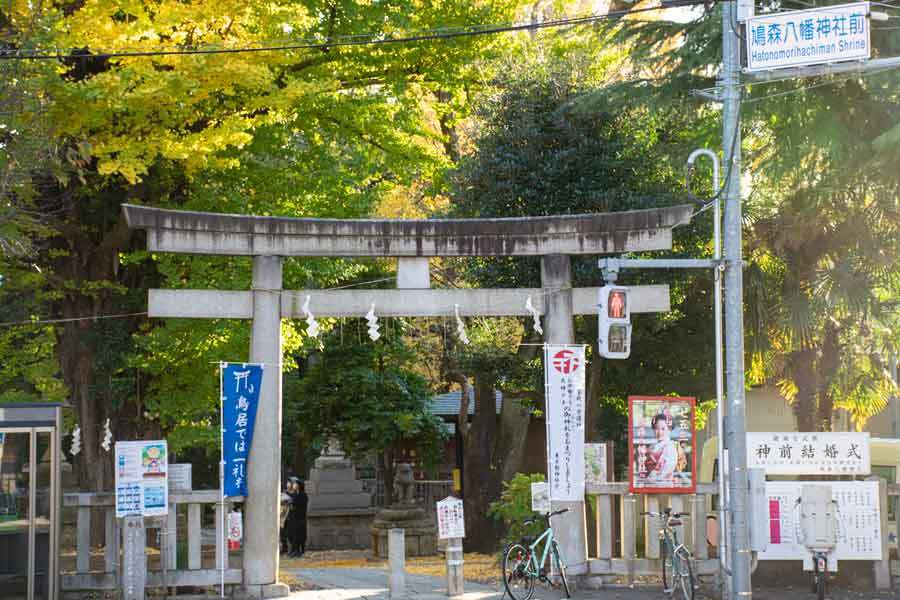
left=544, top=344, right=586, bottom=502
left=221, top=362, right=264, bottom=497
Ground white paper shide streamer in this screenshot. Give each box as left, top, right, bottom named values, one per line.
left=525, top=295, right=543, bottom=335
left=302, top=295, right=320, bottom=338
left=100, top=418, right=113, bottom=452
left=454, top=304, right=469, bottom=345
left=70, top=424, right=82, bottom=456
left=366, top=303, right=381, bottom=341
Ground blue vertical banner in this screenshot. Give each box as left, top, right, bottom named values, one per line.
left=221, top=362, right=263, bottom=497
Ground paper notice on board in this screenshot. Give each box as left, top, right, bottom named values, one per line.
left=115, top=440, right=169, bottom=518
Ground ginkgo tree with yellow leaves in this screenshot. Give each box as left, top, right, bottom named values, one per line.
left=0, top=0, right=527, bottom=493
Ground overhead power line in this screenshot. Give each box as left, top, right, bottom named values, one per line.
left=0, top=2, right=717, bottom=61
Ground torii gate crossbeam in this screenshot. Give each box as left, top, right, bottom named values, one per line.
left=123, top=203, right=694, bottom=599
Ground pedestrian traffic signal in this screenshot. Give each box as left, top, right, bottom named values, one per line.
left=598, top=285, right=632, bottom=359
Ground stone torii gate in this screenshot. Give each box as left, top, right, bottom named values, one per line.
left=122, top=203, right=694, bottom=598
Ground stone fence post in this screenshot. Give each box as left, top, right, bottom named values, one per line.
left=446, top=537, right=463, bottom=596
left=389, top=528, right=406, bottom=599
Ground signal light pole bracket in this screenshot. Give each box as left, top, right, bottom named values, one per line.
left=599, top=257, right=722, bottom=284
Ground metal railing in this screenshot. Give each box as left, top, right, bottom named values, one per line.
left=360, top=478, right=454, bottom=512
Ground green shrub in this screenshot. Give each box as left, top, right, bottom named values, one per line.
left=488, top=472, right=547, bottom=551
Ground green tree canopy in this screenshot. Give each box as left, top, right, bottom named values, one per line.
left=288, top=332, right=447, bottom=501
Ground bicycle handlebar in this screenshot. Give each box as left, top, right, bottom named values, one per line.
left=640, top=511, right=689, bottom=518
left=522, top=508, right=570, bottom=525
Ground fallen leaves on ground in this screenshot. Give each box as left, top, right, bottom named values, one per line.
left=280, top=549, right=502, bottom=586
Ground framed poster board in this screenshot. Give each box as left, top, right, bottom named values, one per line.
left=629, top=396, right=696, bottom=494
left=759, top=480, right=882, bottom=561
left=585, top=442, right=613, bottom=486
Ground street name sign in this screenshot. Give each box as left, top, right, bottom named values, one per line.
left=745, top=2, right=871, bottom=72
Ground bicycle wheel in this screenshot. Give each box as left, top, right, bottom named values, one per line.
left=551, top=541, right=571, bottom=598
left=676, top=548, right=695, bottom=600
left=503, top=542, right=536, bottom=600
left=661, top=537, right=675, bottom=593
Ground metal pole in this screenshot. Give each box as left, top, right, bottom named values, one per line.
left=220, top=362, right=225, bottom=599
left=687, top=148, right=730, bottom=592
left=721, top=2, right=752, bottom=598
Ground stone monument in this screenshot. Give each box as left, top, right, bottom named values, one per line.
left=306, top=439, right=375, bottom=549
left=371, top=463, right=438, bottom=557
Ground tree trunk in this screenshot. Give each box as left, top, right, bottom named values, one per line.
left=816, top=321, right=841, bottom=431
left=497, top=391, right=533, bottom=482
left=381, top=449, right=395, bottom=507
left=789, top=348, right=818, bottom=432
left=462, top=375, right=502, bottom=552
left=585, top=330, right=603, bottom=442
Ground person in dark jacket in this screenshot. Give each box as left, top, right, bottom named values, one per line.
left=286, top=477, right=308, bottom=557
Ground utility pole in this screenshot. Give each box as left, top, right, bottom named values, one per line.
left=721, top=1, right=752, bottom=599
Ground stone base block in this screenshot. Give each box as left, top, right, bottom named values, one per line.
left=236, top=582, right=290, bottom=599
left=309, top=464, right=358, bottom=482
left=307, top=508, right=377, bottom=550
left=372, top=528, right=438, bottom=558
left=309, top=479, right=365, bottom=495
left=263, top=583, right=291, bottom=598
left=576, top=575, right=607, bottom=590
left=308, top=492, right=372, bottom=510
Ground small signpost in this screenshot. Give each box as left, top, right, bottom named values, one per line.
left=745, top=2, right=871, bottom=72
left=436, top=496, right=465, bottom=597
left=121, top=516, right=147, bottom=600
left=168, top=463, right=192, bottom=493
left=531, top=482, right=550, bottom=514
left=227, top=511, right=243, bottom=551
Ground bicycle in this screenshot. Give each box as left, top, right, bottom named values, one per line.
left=642, top=508, right=695, bottom=600
left=502, top=507, right=571, bottom=600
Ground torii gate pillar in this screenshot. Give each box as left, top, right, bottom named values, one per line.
left=541, top=255, right=588, bottom=575
left=245, top=256, right=286, bottom=597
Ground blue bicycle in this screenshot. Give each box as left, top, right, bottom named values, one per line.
left=502, top=508, right=571, bottom=600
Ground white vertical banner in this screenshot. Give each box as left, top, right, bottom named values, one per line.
left=544, top=344, right=586, bottom=502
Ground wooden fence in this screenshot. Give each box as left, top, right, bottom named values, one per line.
left=61, top=481, right=899, bottom=595
left=587, top=480, right=898, bottom=588
left=62, top=490, right=241, bottom=595
left=586, top=482, right=720, bottom=582
left=879, top=482, right=899, bottom=588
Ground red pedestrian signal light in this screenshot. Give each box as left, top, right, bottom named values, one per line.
left=598, top=285, right=631, bottom=359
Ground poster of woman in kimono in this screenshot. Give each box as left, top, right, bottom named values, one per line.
left=628, top=396, right=696, bottom=493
